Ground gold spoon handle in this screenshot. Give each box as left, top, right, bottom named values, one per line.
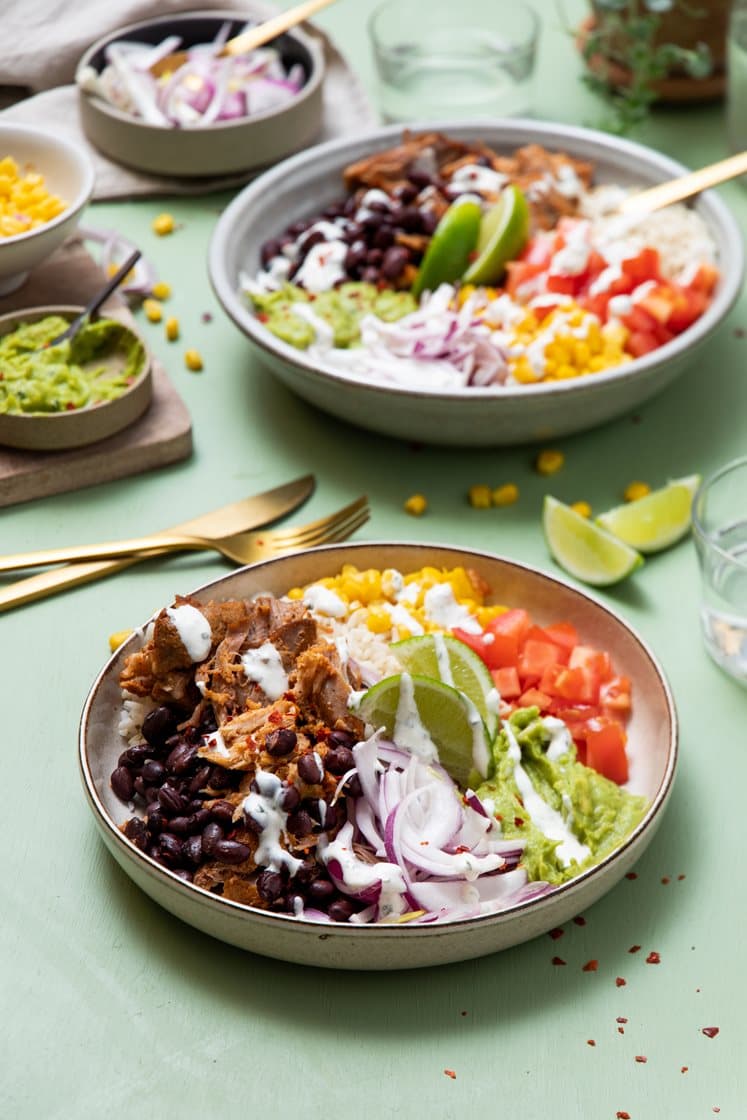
left=619, top=150, right=747, bottom=214
left=223, top=0, right=338, bottom=56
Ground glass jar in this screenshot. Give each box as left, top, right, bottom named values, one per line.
left=727, top=0, right=747, bottom=151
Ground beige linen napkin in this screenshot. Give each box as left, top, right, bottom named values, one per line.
left=0, top=0, right=378, bottom=199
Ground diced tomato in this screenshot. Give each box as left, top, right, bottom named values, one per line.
left=585, top=717, right=629, bottom=784
left=580, top=291, right=612, bottom=322
left=522, top=233, right=560, bottom=268
left=519, top=639, right=565, bottom=680
left=687, top=262, right=719, bottom=295
left=542, top=664, right=598, bottom=704
left=488, top=608, right=532, bottom=643
left=569, top=645, right=612, bottom=683
left=506, top=260, right=544, bottom=299
left=621, top=247, right=661, bottom=285
left=637, top=287, right=675, bottom=326
left=492, top=666, right=521, bottom=699
left=518, top=687, right=553, bottom=711
left=546, top=272, right=578, bottom=295
left=627, top=329, right=660, bottom=358
left=600, top=675, right=632, bottom=714
left=543, top=621, right=579, bottom=656
left=452, top=627, right=497, bottom=668
left=667, top=288, right=708, bottom=333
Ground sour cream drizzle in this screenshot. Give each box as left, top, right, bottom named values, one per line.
left=393, top=672, right=438, bottom=763
left=241, top=770, right=303, bottom=875
left=240, top=641, right=289, bottom=701
left=166, top=604, right=211, bottom=662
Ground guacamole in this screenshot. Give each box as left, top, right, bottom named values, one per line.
left=0, top=315, right=145, bottom=415
left=250, top=281, right=417, bottom=350
left=475, top=707, right=648, bottom=885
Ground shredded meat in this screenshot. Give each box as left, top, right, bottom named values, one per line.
left=292, top=645, right=365, bottom=735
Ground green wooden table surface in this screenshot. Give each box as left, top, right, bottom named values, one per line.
left=2, top=3, right=744, bottom=1116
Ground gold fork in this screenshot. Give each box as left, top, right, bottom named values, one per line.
left=0, top=496, right=369, bottom=574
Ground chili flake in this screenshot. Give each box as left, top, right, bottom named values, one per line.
left=444, top=1069, right=456, bottom=1080
left=661, top=876, right=670, bottom=884
left=628, top=945, right=642, bottom=954
left=552, top=956, right=566, bottom=966
left=702, top=1027, right=720, bottom=1039
left=582, top=959, right=599, bottom=972
left=681, top=1067, right=688, bottom=1074
left=634, top=1055, right=647, bottom=1064
left=616, top=1017, right=628, bottom=1024
left=587, top=1039, right=596, bottom=1047
left=616, top=1112, right=631, bottom=1119
left=573, top=916, right=587, bottom=926
left=645, top=951, right=661, bottom=964
left=514, top=816, right=524, bottom=827
left=618, top=1027, right=625, bottom=1035
left=678, top=874, right=686, bottom=880
left=625, top=872, right=638, bottom=880
left=549, top=927, right=564, bottom=940
left=615, top=977, right=627, bottom=987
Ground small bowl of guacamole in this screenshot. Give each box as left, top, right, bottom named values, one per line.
left=0, top=305, right=152, bottom=450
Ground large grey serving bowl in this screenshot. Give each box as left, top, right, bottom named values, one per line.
left=76, top=11, right=325, bottom=177
left=79, top=542, right=677, bottom=970
left=209, top=119, right=744, bottom=446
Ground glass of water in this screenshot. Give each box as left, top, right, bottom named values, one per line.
left=368, top=0, right=539, bottom=124
left=693, top=456, right=747, bottom=685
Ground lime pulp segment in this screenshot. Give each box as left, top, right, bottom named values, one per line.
left=462, top=184, right=530, bottom=286
left=412, top=197, right=482, bottom=298
left=595, top=474, right=701, bottom=552
left=392, top=633, right=499, bottom=739
left=543, top=495, right=644, bottom=587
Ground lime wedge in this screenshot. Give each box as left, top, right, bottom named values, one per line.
left=595, top=475, right=701, bottom=553
left=543, top=495, right=644, bottom=587
left=462, top=184, right=530, bottom=286
left=412, top=197, right=482, bottom=298
left=354, top=672, right=490, bottom=788
left=392, top=633, right=499, bottom=739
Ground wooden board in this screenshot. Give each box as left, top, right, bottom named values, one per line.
left=0, top=239, right=192, bottom=508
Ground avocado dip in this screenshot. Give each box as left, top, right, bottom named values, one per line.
left=0, top=315, right=145, bottom=415
left=474, top=707, right=647, bottom=885
left=250, top=281, right=417, bottom=350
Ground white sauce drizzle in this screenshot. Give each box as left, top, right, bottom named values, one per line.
left=423, top=583, right=481, bottom=634
left=432, top=632, right=454, bottom=687
left=166, top=604, right=211, bottom=663
left=542, top=716, right=573, bottom=763
left=319, top=826, right=407, bottom=919
left=240, top=641, right=289, bottom=701
left=449, top=163, right=509, bottom=196
left=294, top=240, right=347, bottom=293
left=241, top=769, right=303, bottom=876
left=393, top=672, right=438, bottom=763
left=303, top=584, right=348, bottom=618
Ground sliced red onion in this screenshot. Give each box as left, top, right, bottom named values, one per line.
left=77, top=224, right=158, bottom=297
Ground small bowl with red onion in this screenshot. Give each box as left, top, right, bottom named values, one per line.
left=79, top=541, right=677, bottom=970
left=75, top=10, right=324, bottom=177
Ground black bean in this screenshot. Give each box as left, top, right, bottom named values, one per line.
left=214, top=839, right=251, bottom=864
left=182, top=835, right=203, bottom=867
left=192, top=809, right=212, bottom=831
left=294, top=859, right=318, bottom=886
left=394, top=182, right=418, bottom=204
left=124, top=743, right=151, bottom=767
left=361, top=212, right=384, bottom=233
left=202, top=822, right=224, bottom=855
left=381, top=246, right=410, bottom=282
left=187, top=766, right=212, bottom=796
left=174, top=869, right=194, bottom=883
left=142, top=706, right=178, bottom=748
left=397, top=206, right=424, bottom=233
left=210, top=800, right=236, bottom=828
left=308, top=878, right=335, bottom=902
left=141, top=759, right=166, bottom=785
left=420, top=210, right=438, bottom=236
left=165, top=740, right=197, bottom=775
left=297, top=752, right=324, bottom=784
left=343, top=774, right=363, bottom=799
left=257, top=869, right=285, bottom=902
left=361, top=266, right=380, bottom=285
left=111, top=765, right=134, bottom=802
left=288, top=219, right=310, bottom=236
left=322, top=201, right=345, bottom=218
left=324, top=746, right=355, bottom=775
left=408, top=169, right=434, bottom=189
left=366, top=247, right=384, bottom=266
left=298, top=229, right=326, bottom=254
left=260, top=237, right=282, bottom=266
left=328, top=729, right=356, bottom=750
left=279, top=785, right=301, bottom=813
left=123, top=817, right=148, bottom=850
left=158, top=784, right=186, bottom=816
left=158, top=833, right=183, bottom=867
left=146, top=806, right=166, bottom=834
left=342, top=221, right=364, bottom=243
left=132, top=776, right=147, bottom=798
left=322, top=803, right=341, bottom=832
left=328, top=898, right=356, bottom=922
left=184, top=725, right=203, bottom=747
left=373, top=224, right=395, bottom=250
left=265, top=728, right=297, bottom=757
left=286, top=810, right=314, bottom=837
left=199, top=711, right=218, bottom=735
left=344, top=243, right=367, bottom=272
left=169, top=815, right=196, bottom=835
left=207, top=765, right=231, bottom=790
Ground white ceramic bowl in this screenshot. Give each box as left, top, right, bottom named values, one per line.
left=0, top=124, right=94, bottom=297
left=79, top=542, right=677, bottom=970
left=208, top=119, right=744, bottom=446
left=76, top=10, right=325, bottom=178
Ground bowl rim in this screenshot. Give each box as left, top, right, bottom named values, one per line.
left=208, top=116, right=744, bottom=403
left=75, top=8, right=326, bottom=135
left=0, top=122, right=94, bottom=248
left=0, top=303, right=151, bottom=424
left=78, top=540, right=679, bottom=938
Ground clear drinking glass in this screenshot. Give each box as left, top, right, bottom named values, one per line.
left=727, top=0, right=747, bottom=153
left=368, top=0, right=539, bottom=124
left=692, top=456, right=747, bottom=684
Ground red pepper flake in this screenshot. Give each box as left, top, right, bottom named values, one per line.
left=678, top=873, right=686, bottom=880
left=573, top=915, right=587, bottom=926
left=702, top=1026, right=720, bottom=1039
left=617, top=1026, right=625, bottom=1035
left=552, top=956, right=566, bottom=966
left=681, top=1067, right=688, bottom=1074
left=616, top=1112, right=631, bottom=1119
left=625, top=871, right=638, bottom=880
left=444, top=1069, right=456, bottom=1080
left=615, top=977, right=627, bottom=987
left=582, top=959, right=599, bottom=972
left=454, top=845, right=470, bottom=853
left=661, top=876, right=670, bottom=885
left=256, top=311, right=269, bottom=322
left=713, top=1107, right=720, bottom=1113
left=587, top=1039, right=596, bottom=1046
left=548, top=927, right=564, bottom=940
left=201, top=311, right=213, bottom=323
left=514, top=816, right=524, bottom=827
left=460, top=1011, right=467, bottom=1017
left=635, top=1055, right=647, bottom=1064
left=735, top=326, right=745, bottom=338
left=616, top=1017, right=628, bottom=1024
left=645, top=951, right=661, bottom=965
left=628, top=945, right=641, bottom=954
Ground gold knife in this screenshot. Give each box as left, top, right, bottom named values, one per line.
left=0, top=474, right=315, bottom=612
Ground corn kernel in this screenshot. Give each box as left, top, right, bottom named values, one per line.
left=366, top=607, right=393, bottom=633
left=165, top=316, right=179, bottom=341
left=492, top=483, right=519, bottom=507
left=151, top=280, right=172, bottom=300
left=624, top=480, right=651, bottom=502
left=152, top=212, right=175, bottom=236
left=286, top=587, right=304, bottom=600
left=143, top=298, right=163, bottom=323
left=184, top=348, right=203, bottom=372
left=570, top=500, right=592, bottom=518
left=108, top=629, right=132, bottom=652
left=535, top=449, right=565, bottom=476
left=0, top=158, right=66, bottom=237
left=404, top=493, right=427, bottom=516
left=468, top=484, right=493, bottom=509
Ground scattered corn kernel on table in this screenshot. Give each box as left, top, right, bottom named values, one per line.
left=2, top=2, right=745, bottom=1116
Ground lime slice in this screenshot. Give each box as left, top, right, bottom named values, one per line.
left=412, top=198, right=482, bottom=298
left=462, top=184, right=530, bottom=286
left=543, top=495, right=644, bottom=587
left=354, top=672, right=490, bottom=788
left=392, top=633, right=499, bottom=739
left=595, top=475, right=701, bottom=553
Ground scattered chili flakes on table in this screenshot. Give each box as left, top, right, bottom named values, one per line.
left=573, top=916, right=587, bottom=926
left=634, top=1055, right=648, bottom=1064
left=616, top=1017, right=628, bottom=1024
left=702, top=1026, right=720, bottom=1038
left=615, top=977, right=627, bottom=987
left=582, top=959, right=599, bottom=972
left=552, top=956, right=566, bottom=966
left=616, top=1111, right=631, bottom=1119
left=628, top=945, right=642, bottom=954
left=625, top=872, right=638, bottom=880
left=645, top=951, right=661, bottom=964
left=549, top=927, right=564, bottom=940
left=617, top=1026, right=625, bottom=1035
left=444, top=1069, right=457, bottom=1080
left=681, top=1067, right=689, bottom=1074
left=587, top=1039, right=596, bottom=1047
left=678, top=873, right=686, bottom=880
left=661, top=876, right=670, bottom=884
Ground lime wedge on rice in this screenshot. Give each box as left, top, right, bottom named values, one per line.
left=412, top=197, right=482, bottom=298
left=595, top=475, right=701, bottom=553
left=354, top=672, right=491, bottom=789
left=392, top=633, right=499, bottom=739
left=543, top=495, right=644, bottom=587
left=462, top=184, right=530, bottom=286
